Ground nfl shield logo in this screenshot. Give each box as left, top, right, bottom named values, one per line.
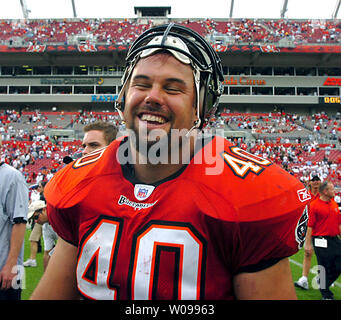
left=137, top=188, right=148, bottom=198
left=134, top=184, right=155, bottom=201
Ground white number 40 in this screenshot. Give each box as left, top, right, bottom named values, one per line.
left=77, top=217, right=207, bottom=300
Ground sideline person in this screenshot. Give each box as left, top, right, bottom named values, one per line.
left=27, top=200, right=58, bottom=271
left=304, top=181, right=341, bottom=300
left=0, top=136, right=29, bottom=300
left=24, top=181, right=47, bottom=268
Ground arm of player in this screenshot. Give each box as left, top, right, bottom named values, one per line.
left=233, top=258, right=297, bottom=300
left=30, top=237, right=80, bottom=300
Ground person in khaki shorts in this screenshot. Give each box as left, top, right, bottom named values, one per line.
left=23, top=222, right=42, bottom=267
left=24, top=182, right=46, bottom=267
left=28, top=200, right=58, bottom=270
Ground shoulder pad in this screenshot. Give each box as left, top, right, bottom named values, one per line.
left=45, top=141, right=119, bottom=208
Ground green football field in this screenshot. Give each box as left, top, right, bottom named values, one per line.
left=20, top=229, right=341, bottom=300
left=290, top=247, right=341, bottom=300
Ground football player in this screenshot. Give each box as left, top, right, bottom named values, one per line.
left=31, top=23, right=310, bottom=300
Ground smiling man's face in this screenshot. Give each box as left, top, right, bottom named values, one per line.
left=124, top=52, right=197, bottom=156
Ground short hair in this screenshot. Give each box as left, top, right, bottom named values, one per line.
left=319, top=181, right=330, bottom=194
left=83, top=121, right=118, bottom=145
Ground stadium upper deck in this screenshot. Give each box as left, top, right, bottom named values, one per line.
left=0, top=18, right=340, bottom=46
left=0, top=17, right=340, bottom=127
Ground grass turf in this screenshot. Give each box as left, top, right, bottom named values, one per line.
left=21, top=228, right=45, bottom=300
left=291, top=248, right=341, bottom=300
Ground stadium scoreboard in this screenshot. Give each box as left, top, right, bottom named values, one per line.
left=319, top=97, right=341, bottom=104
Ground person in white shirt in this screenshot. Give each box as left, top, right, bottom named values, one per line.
left=0, top=135, right=28, bottom=300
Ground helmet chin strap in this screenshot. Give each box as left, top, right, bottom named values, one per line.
left=114, top=85, right=127, bottom=123
left=114, top=57, right=140, bottom=122
left=185, top=66, right=202, bottom=138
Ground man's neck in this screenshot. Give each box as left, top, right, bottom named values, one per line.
left=131, top=134, right=197, bottom=184
left=133, top=162, right=185, bottom=184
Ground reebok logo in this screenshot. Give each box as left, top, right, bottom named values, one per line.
left=297, top=188, right=311, bottom=202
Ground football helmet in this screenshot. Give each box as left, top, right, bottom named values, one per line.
left=115, top=23, right=224, bottom=129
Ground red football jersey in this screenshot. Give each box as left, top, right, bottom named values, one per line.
left=45, top=136, right=310, bottom=300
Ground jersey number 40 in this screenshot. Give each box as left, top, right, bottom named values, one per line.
left=76, top=216, right=207, bottom=300
left=222, top=146, right=272, bottom=178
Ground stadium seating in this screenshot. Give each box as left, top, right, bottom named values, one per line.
left=0, top=18, right=340, bottom=45
left=1, top=108, right=340, bottom=188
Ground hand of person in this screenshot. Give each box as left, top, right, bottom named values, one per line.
left=0, top=263, right=16, bottom=290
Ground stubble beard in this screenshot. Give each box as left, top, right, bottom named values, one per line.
left=127, top=120, right=193, bottom=165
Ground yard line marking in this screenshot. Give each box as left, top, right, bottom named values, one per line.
left=289, top=258, right=341, bottom=288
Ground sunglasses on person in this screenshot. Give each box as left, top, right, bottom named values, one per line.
left=33, top=209, right=43, bottom=220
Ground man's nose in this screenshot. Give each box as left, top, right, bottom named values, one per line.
left=144, top=85, right=164, bottom=106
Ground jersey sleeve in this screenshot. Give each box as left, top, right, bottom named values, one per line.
left=45, top=164, right=84, bottom=246
left=47, top=203, right=79, bottom=246
left=233, top=202, right=308, bottom=273
left=45, top=146, right=110, bottom=246
left=234, top=174, right=309, bottom=273
left=198, top=174, right=309, bottom=275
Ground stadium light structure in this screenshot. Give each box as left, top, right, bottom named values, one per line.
left=71, top=0, right=77, bottom=18
left=280, top=0, right=288, bottom=18
left=229, top=0, right=234, bottom=18
left=332, top=0, right=341, bottom=19
left=20, top=0, right=30, bottom=19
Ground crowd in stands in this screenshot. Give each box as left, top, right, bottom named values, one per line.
left=0, top=108, right=340, bottom=190
left=214, top=110, right=341, bottom=142
left=0, top=17, right=340, bottom=46
left=205, top=110, right=341, bottom=142
left=0, top=19, right=153, bottom=46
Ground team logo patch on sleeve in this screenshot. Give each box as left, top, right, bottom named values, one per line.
left=295, top=205, right=309, bottom=249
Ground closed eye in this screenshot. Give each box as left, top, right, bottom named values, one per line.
left=133, top=82, right=150, bottom=89
left=164, top=78, right=187, bottom=94
left=164, top=86, right=183, bottom=94
left=131, top=75, right=151, bottom=89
